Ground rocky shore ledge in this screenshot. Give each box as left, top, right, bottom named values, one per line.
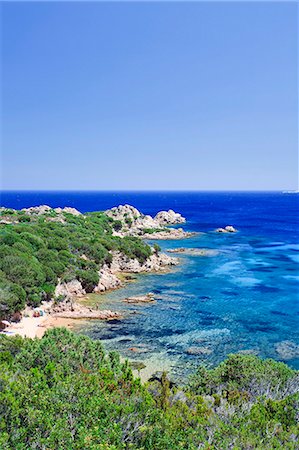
left=55, top=251, right=179, bottom=300
left=51, top=297, right=121, bottom=320
left=168, top=248, right=218, bottom=256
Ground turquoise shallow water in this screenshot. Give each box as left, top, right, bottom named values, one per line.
left=2, top=191, right=299, bottom=378
left=80, top=231, right=299, bottom=378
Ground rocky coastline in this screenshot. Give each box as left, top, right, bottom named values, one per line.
left=1, top=203, right=238, bottom=339
left=0, top=204, right=185, bottom=334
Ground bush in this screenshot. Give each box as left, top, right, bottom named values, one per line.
left=0, top=281, right=26, bottom=319
left=76, top=269, right=99, bottom=293
left=0, top=329, right=297, bottom=450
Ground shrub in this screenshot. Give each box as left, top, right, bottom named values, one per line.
left=76, top=269, right=99, bottom=293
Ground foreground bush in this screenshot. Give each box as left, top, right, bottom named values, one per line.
left=0, top=328, right=298, bottom=449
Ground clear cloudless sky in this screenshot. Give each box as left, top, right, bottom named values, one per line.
left=1, top=1, right=298, bottom=191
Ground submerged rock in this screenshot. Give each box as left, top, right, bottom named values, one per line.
left=168, top=248, right=217, bottom=256
left=185, top=346, right=212, bottom=356
left=128, top=347, right=149, bottom=354
left=275, top=341, right=299, bottom=360
left=124, top=293, right=155, bottom=304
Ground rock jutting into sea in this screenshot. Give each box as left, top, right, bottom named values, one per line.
left=94, top=266, right=123, bottom=292
left=105, top=204, right=194, bottom=239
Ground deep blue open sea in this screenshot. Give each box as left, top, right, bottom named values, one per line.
left=1, top=191, right=299, bottom=377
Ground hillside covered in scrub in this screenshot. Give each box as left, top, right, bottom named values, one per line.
left=0, top=328, right=298, bottom=449
left=0, top=206, right=155, bottom=320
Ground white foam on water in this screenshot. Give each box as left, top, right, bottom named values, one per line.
left=161, top=328, right=231, bottom=345
left=287, top=254, right=299, bottom=263
left=258, top=244, right=299, bottom=252
left=283, top=275, right=299, bottom=281
left=212, top=261, right=242, bottom=275
left=233, top=277, right=261, bottom=287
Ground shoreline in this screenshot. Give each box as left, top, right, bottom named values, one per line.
left=2, top=256, right=182, bottom=340
left=3, top=313, right=82, bottom=339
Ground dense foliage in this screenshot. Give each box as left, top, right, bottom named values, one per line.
left=0, top=209, right=152, bottom=319
left=0, top=328, right=298, bottom=449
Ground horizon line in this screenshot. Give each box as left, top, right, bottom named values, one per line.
left=1, top=189, right=297, bottom=193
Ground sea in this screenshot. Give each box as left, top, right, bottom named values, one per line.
left=1, top=191, right=299, bottom=378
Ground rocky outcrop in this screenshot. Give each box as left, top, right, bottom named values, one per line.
left=216, top=226, right=238, bottom=233
left=21, top=205, right=52, bottom=215
left=55, top=280, right=86, bottom=299
left=1, top=205, right=82, bottom=224
left=105, top=204, right=191, bottom=239
left=110, top=251, right=178, bottom=273
left=21, top=205, right=81, bottom=216
left=54, top=207, right=81, bottom=216
left=18, top=205, right=82, bottom=222
left=154, top=210, right=186, bottom=226
left=105, top=204, right=142, bottom=221
left=94, top=266, right=123, bottom=292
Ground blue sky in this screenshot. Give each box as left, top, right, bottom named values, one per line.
left=2, top=2, right=298, bottom=190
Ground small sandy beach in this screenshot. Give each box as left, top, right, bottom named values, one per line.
left=2, top=314, right=80, bottom=339
left=1, top=300, right=85, bottom=339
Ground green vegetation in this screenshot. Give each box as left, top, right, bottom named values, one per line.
left=0, top=328, right=298, bottom=449
left=0, top=209, right=152, bottom=319
left=143, top=227, right=170, bottom=234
